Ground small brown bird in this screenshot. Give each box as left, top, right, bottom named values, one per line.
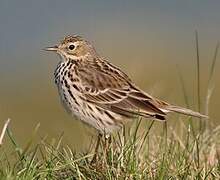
left=44, top=35, right=207, bottom=136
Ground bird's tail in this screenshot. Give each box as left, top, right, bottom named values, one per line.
left=164, top=105, right=208, bottom=119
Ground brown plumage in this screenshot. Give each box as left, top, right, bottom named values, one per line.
left=44, top=35, right=208, bottom=135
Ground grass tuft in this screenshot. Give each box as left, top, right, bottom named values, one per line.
left=0, top=118, right=219, bottom=179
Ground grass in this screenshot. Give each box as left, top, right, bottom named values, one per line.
left=0, top=119, right=220, bottom=179
left=0, top=34, right=219, bottom=179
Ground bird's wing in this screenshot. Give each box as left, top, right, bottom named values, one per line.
left=76, top=60, right=166, bottom=120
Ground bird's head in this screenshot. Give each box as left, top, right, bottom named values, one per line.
left=44, top=35, right=96, bottom=61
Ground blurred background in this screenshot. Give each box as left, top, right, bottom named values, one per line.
left=0, top=0, right=219, bottom=149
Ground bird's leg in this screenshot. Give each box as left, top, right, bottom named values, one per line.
left=105, top=135, right=112, bottom=153
left=91, top=133, right=102, bottom=164
left=103, top=134, right=112, bottom=164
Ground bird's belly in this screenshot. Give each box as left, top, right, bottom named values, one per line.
left=56, top=83, right=122, bottom=134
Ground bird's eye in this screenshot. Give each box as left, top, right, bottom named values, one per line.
left=68, top=44, right=75, bottom=50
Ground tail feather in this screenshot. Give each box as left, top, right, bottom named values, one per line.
left=164, top=105, right=208, bottom=119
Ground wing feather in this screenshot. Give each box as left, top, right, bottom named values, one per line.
left=76, top=59, right=166, bottom=120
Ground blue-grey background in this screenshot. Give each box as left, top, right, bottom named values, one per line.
left=0, top=0, right=219, bottom=148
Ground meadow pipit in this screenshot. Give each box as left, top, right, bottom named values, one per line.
left=44, top=35, right=207, bottom=157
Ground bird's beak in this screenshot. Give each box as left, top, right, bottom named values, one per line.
left=43, top=45, right=58, bottom=52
